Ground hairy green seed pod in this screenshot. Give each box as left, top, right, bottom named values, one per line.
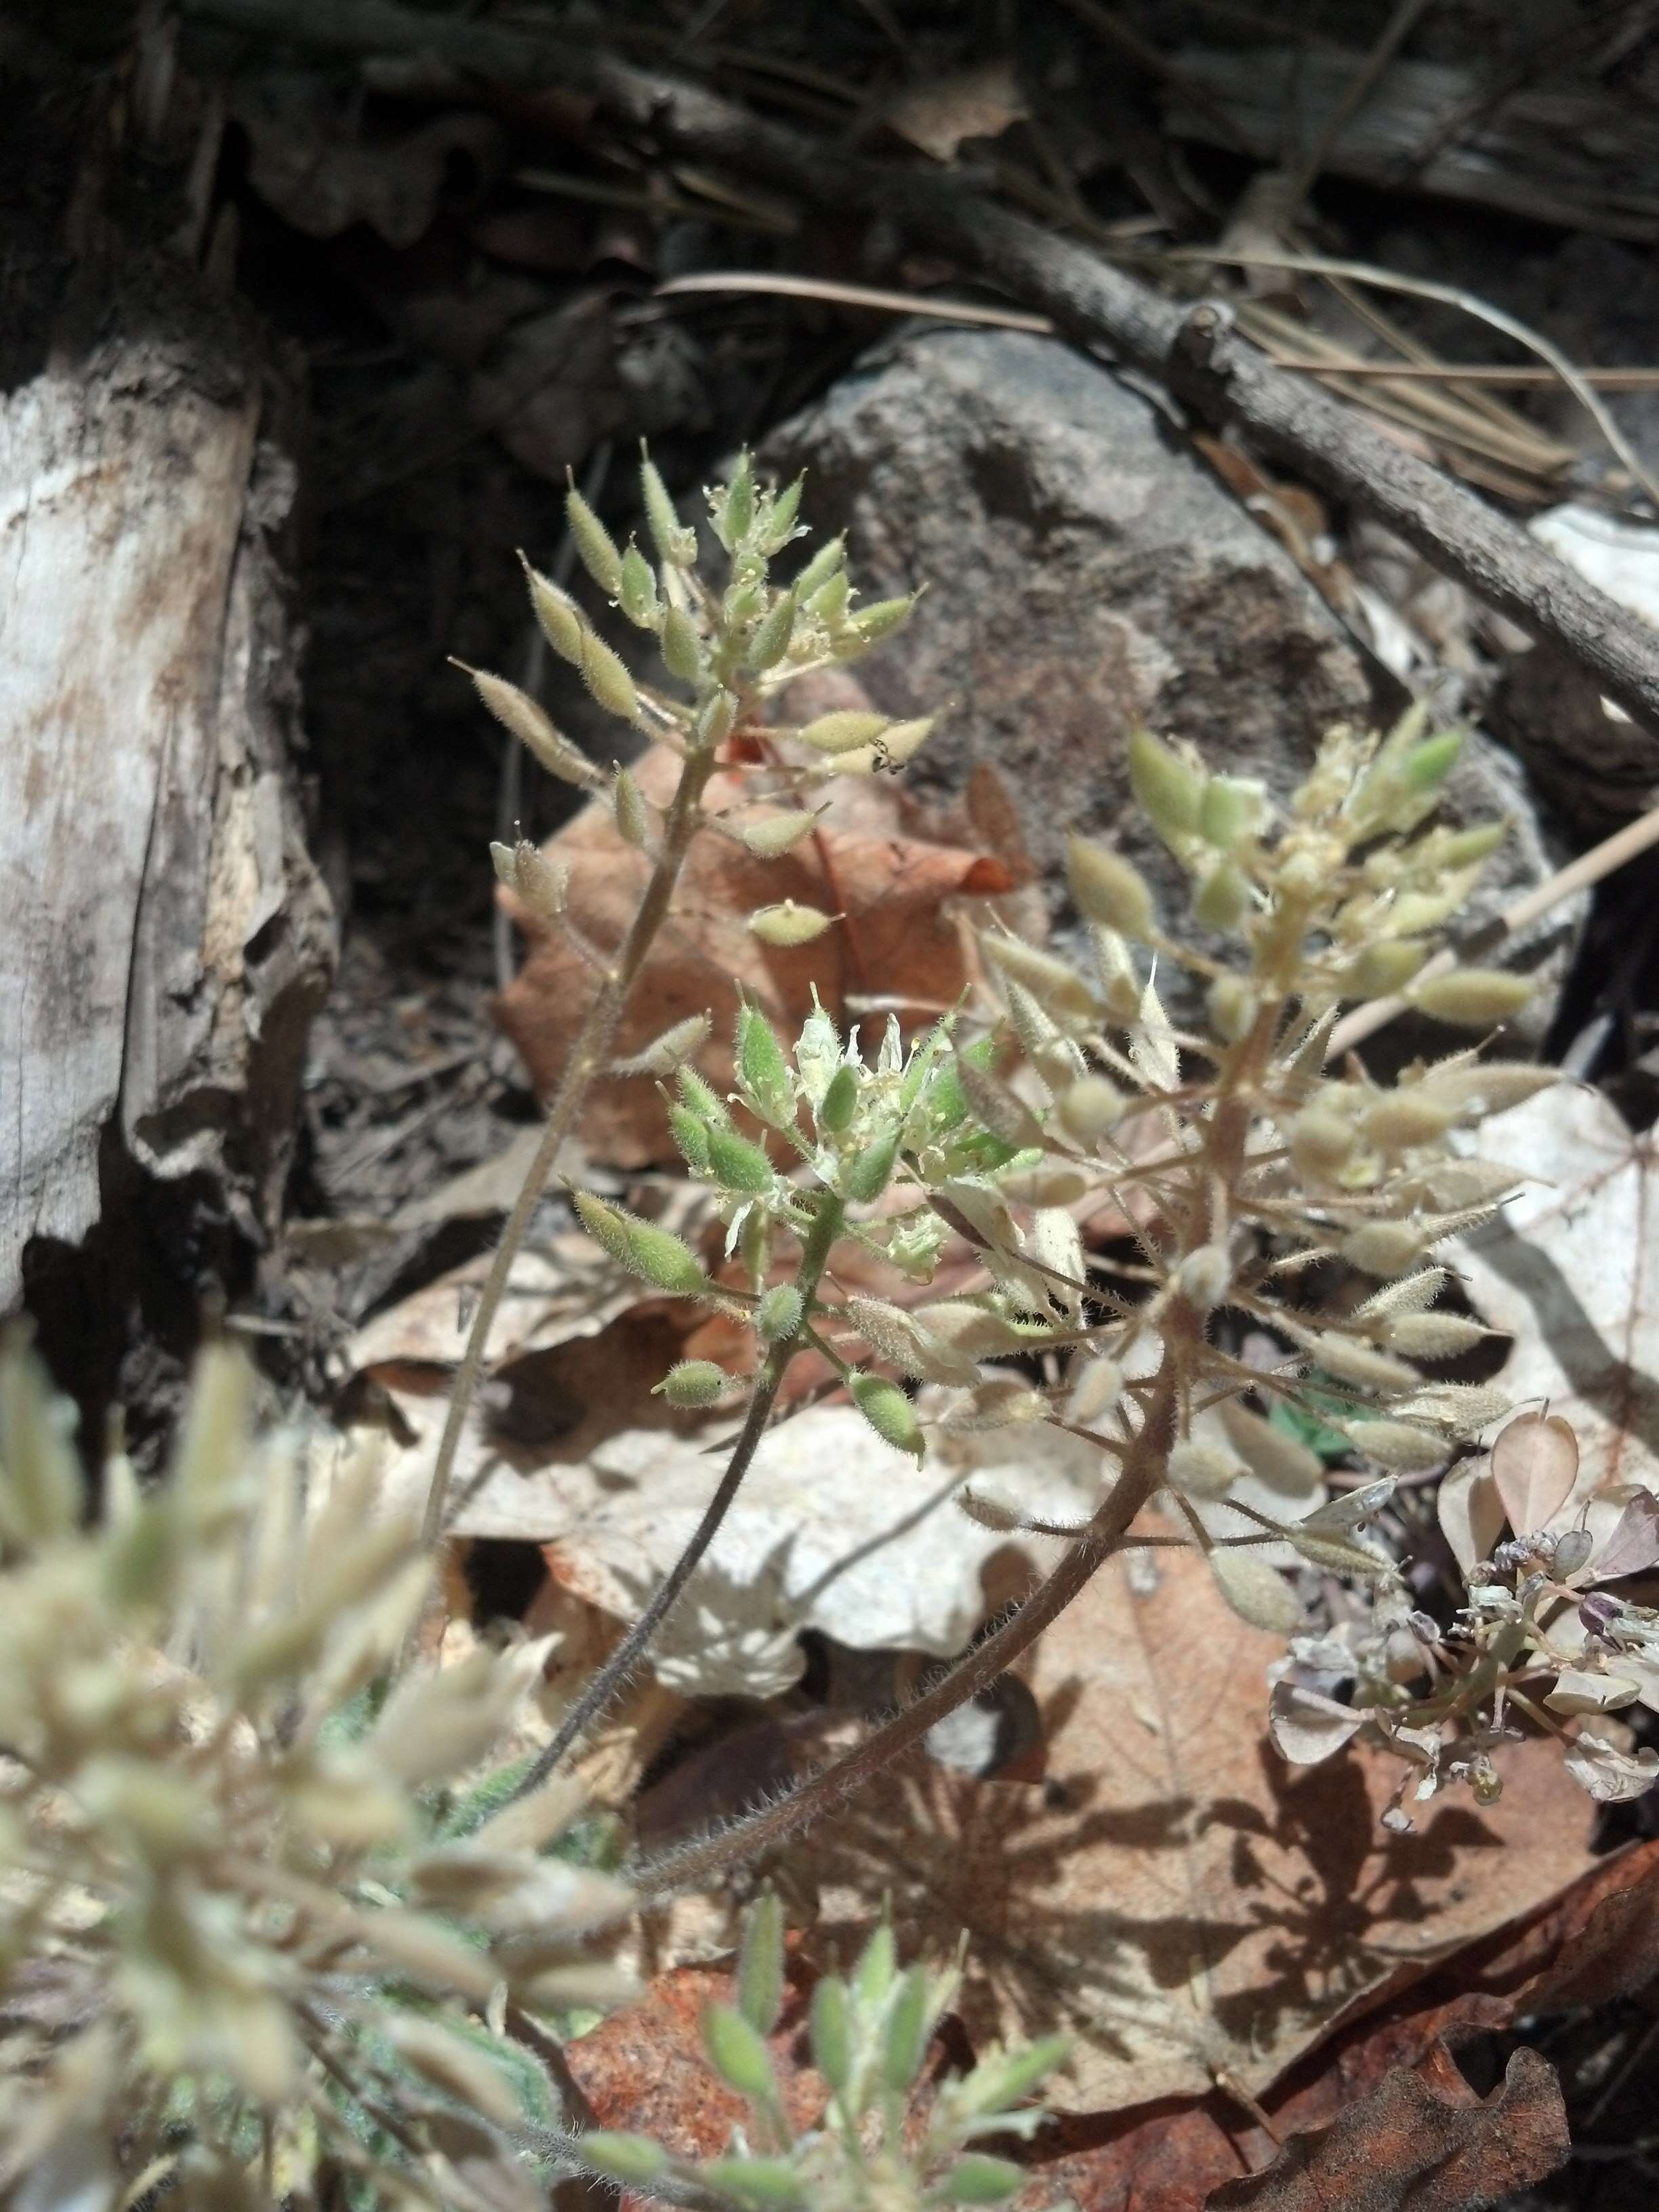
left=1418, top=1060, right=1556, bottom=1114
left=843, top=1128, right=900, bottom=1204
left=738, top=1891, right=785, bottom=2034
left=523, top=562, right=583, bottom=661
left=810, top=1975, right=852, bottom=2093
left=1288, top=1107, right=1355, bottom=1179
left=612, top=1011, right=711, bottom=1078
left=720, top=453, right=757, bottom=550
left=755, top=1285, right=804, bottom=1345
left=745, top=588, right=798, bottom=672
left=581, top=2133, right=669, bottom=2186
left=1340, top=1223, right=1426, bottom=1277
left=942, top=2158, right=1025, bottom=2204
left=762, top=474, right=804, bottom=550
left=653, top=1360, right=727, bottom=1407
left=1438, top=820, right=1507, bottom=867
left=1341, top=1418, right=1446, bottom=1470
left=855, top=1921, right=897, bottom=2005
left=1066, top=836, right=1155, bottom=938
left=793, top=534, right=844, bottom=600
left=1198, top=773, right=1263, bottom=850
left=668, top=1106, right=713, bottom=1176
left=1384, top=1313, right=1488, bottom=1359
left=612, top=765, right=649, bottom=848
left=739, top=809, right=820, bottom=859
left=735, top=1002, right=794, bottom=1128
left=798, top=709, right=890, bottom=755
left=701, top=2001, right=775, bottom=2100
left=1218, top=1397, right=1324, bottom=1491
left=749, top=901, right=835, bottom=947
left=981, top=935, right=1098, bottom=1026
left=464, top=667, right=601, bottom=788
left=1067, top=1355, right=1124, bottom=1425
left=1193, top=857, right=1250, bottom=932
left=842, top=594, right=916, bottom=653
left=1361, top=1091, right=1456, bottom=1152
left=807, top=569, right=850, bottom=625
left=1341, top=939, right=1429, bottom=998
left=1210, top=1549, right=1301, bottom=1635
left=882, top=1964, right=932, bottom=2091
left=1411, top=968, right=1535, bottom=1026
left=678, top=1063, right=732, bottom=1127
left=640, top=448, right=696, bottom=567
left=1309, top=1331, right=1419, bottom=1395
left=706, top=1125, right=775, bottom=1194
left=851, top=1372, right=923, bottom=1458
left=1401, top=730, right=1462, bottom=792
left=577, top=631, right=639, bottom=722
left=818, top=1062, right=858, bottom=1134
left=1091, top=925, right=1143, bottom=1023
left=873, top=714, right=935, bottom=768
left=618, top=541, right=660, bottom=628
left=1207, top=974, right=1256, bottom=1044
left=697, top=688, right=739, bottom=749
left=660, top=601, right=703, bottom=682
left=573, top=1191, right=707, bottom=1296
left=565, top=478, right=623, bottom=596
left=1165, top=1441, right=1241, bottom=1499
left=1128, top=727, right=1204, bottom=840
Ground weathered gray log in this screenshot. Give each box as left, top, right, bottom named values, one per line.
left=1166, top=41, right=1659, bottom=244
left=0, top=325, right=335, bottom=1313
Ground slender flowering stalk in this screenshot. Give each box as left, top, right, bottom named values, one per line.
left=422, top=451, right=932, bottom=1550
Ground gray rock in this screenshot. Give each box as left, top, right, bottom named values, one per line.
left=761, top=328, right=1574, bottom=1036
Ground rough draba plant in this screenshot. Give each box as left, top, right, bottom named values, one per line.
left=442, top=454, right=1657, bottom=1874
left=0, top=1334, right=634, bottom=2209
left=579, top=1894, right=1069, bottom=2211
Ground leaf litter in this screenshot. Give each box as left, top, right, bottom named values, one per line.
left=762, top=1526, right=1597, bottom=2116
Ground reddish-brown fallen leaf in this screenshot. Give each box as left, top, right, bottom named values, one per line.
left=1016, top=1837, right=1659, bottom=2211
left=565, top=1955, right=828, bottom=2162
left=787, top=1532, right=1596, bottom=2114
left=1206, top=2044, right=1566, bottom=2212
left=496, top=746, right=1010, bottom=1165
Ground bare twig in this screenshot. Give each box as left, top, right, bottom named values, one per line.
left=1151, top=244, right=1659, bottom=508
left=184, top=0, right=1659, bottom=756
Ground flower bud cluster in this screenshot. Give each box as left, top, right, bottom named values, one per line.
left=0, top=1334, right=633, bottom=2204
left=581, top=1896, right=1068, bottom=2212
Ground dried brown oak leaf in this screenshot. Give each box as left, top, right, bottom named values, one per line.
left=785, top=1527, right=1594, bottom=2116
left=1017, top=1831, right=1659, bottom=2209
left=1205, top=2043, right=1566, bottom=2212
left=495, top=745, right=1011, bottom=1166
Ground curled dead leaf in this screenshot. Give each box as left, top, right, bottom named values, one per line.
left=496, top=747, right=1011, bottom=1166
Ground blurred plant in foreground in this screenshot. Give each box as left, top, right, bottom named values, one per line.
left=0, top=1334, right=632, bottom=2210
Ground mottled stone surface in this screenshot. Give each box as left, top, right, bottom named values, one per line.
left=762, top=327, right=1572, bottom=1021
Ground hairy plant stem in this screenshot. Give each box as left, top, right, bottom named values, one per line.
left=636, top=1357, right=1181, bottom=1893
left=504, top=1191, right=846, bottom=1805
left=420, top=744, right=720, bottom=1550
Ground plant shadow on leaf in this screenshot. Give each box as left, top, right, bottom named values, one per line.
left=764, top=1542, right=1593, bottom=2115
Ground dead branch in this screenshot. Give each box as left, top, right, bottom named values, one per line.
left=187, top=0, right=1659, bottom=783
